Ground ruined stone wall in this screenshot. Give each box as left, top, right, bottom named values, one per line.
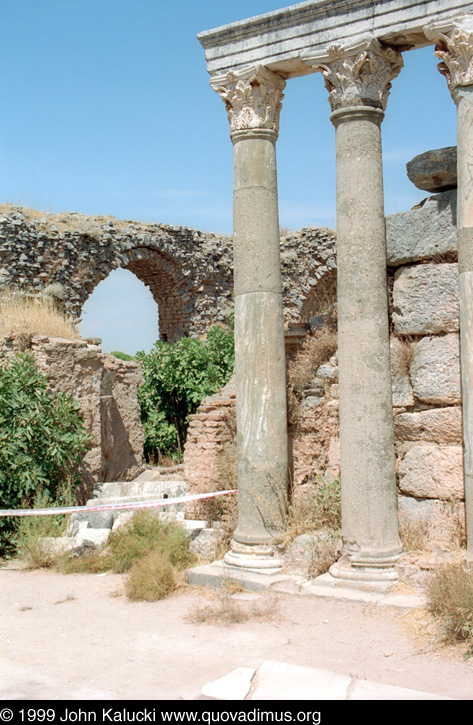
left=0, top=334, right=145, bottom=500
left=0, top=205, right=335, bottom=342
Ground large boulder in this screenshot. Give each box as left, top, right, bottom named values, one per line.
left=406, top=147, right=457, bottom=193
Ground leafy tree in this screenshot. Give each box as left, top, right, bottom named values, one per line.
left=136, top=325, right=234, bottom=462
left=0, top=353, right=91, bottom=554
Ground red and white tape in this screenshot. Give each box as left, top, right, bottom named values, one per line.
left=0, top=489, right=237, bottom=517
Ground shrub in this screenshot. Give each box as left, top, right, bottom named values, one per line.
left=427, top=561, right=473, bottom=654
left=136, top=324, right=234, bottom=461
left=14, top=484, right=75, bottom=568
left=107, top=510, right=193, bottom=573
left=0, top=353, right=91, bottom=555
left=125, top=550, right=177, bottom=602
left=110, top=350, right=134, bottom=361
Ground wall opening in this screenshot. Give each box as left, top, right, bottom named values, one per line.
left=80, top=268, right=158, bottom=356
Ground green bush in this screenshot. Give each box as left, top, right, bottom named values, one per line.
left=136, top=325, right=234, bottom=461
left=110, top=350, right=134, bottom=361
left=0, top=353, right=91, bottom=555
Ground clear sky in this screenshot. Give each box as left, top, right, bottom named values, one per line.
left=0, top=1, right=458, bottom=354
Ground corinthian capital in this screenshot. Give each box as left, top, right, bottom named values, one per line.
left=210, top=65, right=286, bottom=137
left=425, top=16, right=473, bottom=94
left=303, top=38, right=403, bottom=112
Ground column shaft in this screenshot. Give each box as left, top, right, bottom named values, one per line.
left=210, top=66, right=288, bottom=571
left=456, top=86, right=473, bottom=560
left=333, top=107, right=401, bottom=568
left=231, top=132, right=288, bottom=549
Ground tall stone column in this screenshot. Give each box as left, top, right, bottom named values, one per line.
left=425, top=17, right=473, bottom=562
left=304, top=40, right=403, bottom=590
left=210, top=65, right=288, bottom=571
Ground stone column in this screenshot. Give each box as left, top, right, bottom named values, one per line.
left=425, top=17, right=473, bottom=562
left=210, top=65, right=288, bottom=571
left=304, top=40, right=403, bottom=590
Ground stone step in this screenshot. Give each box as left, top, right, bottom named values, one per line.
left=92, top=479, right=186, bottom=499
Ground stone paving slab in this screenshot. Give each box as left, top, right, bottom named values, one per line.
left=200, top=661, right=455, bottom=701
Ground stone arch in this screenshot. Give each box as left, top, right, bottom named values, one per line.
left=123, top=247, right=194, bottom=343
left=300, top=269, right=337, bottom=328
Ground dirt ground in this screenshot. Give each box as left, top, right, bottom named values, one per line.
left=1, top=561, right=472, bottom=701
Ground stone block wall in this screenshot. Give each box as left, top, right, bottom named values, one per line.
left=0, top=334, right=145, bottom=500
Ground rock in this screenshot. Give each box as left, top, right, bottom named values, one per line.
left=398, top=495, right=465, bottom=548
left=394, top=407, right=462, bottom=444
left=392, top=263, right=459, bottom=335
left=79, top=528, right=112, bottom=548
left=410, top=333, right=461, bottom=405
left=70, top=510, right=115, bottom=530
left=386, top=190, right=457, bottom=266
left=398, top=444, right=464, bottom=500
left=406, top=147, right=457, bottom=192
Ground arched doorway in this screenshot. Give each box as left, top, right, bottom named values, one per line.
left=80, top=268, right=158, bottom=355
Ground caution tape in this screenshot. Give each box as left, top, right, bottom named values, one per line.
left=0, top=489, right=237, bottom=517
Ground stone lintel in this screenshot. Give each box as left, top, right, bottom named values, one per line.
left=198, top=0, right=473, bottom=78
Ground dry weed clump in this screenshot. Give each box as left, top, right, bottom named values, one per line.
left=426, top=561, right=473, bottom=655
left=187, top=592, right=279, bottom=626
left=391, top=335, right=416, bottom=378
left=399, top=514, right=430, bottom=553
left=0, top=288, right=79, bottom=340
left=125, top=550, right=177, bottom=602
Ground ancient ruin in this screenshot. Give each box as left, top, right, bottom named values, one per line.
left=197, top=0, right=473, bottom=589
left=0, top=206, right=335, bottom=342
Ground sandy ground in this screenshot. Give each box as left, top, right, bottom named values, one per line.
left=1, top=562, right=472, bottom=701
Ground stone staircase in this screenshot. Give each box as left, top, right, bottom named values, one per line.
left=43, top=466, right=218, bottom=559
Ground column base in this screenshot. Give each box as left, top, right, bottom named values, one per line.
left=223, top=538, right=283, bottom=574
left=326, top=553, right=399, bottom=593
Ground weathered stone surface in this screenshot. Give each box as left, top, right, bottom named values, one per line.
left=406, top=147, right=457, bottom=193
left=410, top=333, right=461, bottom=405
left=398, top=495, right=465, bottom=548
left=392, top=263, right=459, bottom=335
left=386, top=190, right=457, bottom=266
left=394, top=407, right=462, bottom=444
left=398, top=444, right=464, bottom=500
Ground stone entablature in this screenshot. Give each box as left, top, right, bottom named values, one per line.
left=198, top=0, right=473, bottom=78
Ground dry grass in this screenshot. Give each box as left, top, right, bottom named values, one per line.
left=0, top=288, right=79, bottom=340
left=125, top=550, right=177, bottom=602
left=187, top=592, right=279, bottom=626
left=391, top=335, right=416, bottom=378
left=288, top=326, right=338, bottom=393
left=426, top=561, right=473, bottom=655
left=283, top=476, right=342, bottom=546
left=399, top=514, right=430, bottom=553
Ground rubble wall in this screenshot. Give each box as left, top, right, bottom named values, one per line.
left=0, top=334, right=145, bottom=500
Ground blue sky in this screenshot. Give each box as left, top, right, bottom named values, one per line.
left=1, top=1, right=458, bottom=354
